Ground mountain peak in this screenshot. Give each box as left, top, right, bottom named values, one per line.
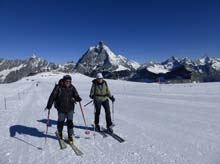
left=98, top=41, right=105, bottom=48
left=31, top=54, right=38, bottom=59
left=201, top=54, right=209, bottom=58
left=89, top=41, right=108, bottom=52
left=198, top=55, right=211, bottom=65
left=75, top=41, right=140, bottom=76
left=168, top=56, right=179, bottom=62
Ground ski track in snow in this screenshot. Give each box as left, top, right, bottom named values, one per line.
left=0, top=72, right=220, bottom=164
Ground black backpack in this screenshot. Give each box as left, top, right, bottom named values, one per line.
left=54, top=78, right=76, bottom=109
left=54, top=79, right=64, bottom=109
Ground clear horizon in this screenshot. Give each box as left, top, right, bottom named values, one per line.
left=0, top=0, right=219, bottom=64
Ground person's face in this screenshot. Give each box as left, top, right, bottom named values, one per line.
left=97, top=78, right=103, bottom=83
left=64, top=80, right=71, bottom=87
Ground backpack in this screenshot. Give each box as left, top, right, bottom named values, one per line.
left=54, top=79, right=64, bottom=109
left=54, top=78, right=76, bottom=109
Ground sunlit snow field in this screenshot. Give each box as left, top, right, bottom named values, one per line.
left=0, top=72, right=220, bottom=164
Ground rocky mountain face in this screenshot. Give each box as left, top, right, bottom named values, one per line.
left=75, top=41, right=140, bottom=79
left=193, top=56, right=220, bottom=82
left=0, top=55, right=75, bottom=83
left=131, top=56, right=220, bottom=82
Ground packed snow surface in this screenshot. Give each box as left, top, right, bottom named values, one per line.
left=0, top=72, right=220, bottom=164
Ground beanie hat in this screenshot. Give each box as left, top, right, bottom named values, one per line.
left=63, top=75, right=72, bottom=81
left=96, top=73, right=103, bottom=79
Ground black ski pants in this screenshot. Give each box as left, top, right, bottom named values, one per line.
left=94, top=99, right=112, bottom=128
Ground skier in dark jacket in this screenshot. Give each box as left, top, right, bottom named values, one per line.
left=45, top=75, right=82, bottom=144
left=90, top=73, right=115, bottom=133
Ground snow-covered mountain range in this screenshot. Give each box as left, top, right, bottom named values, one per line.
left=140, top=56, right=220, bottom=74
left=134, top=55, right=220, bottom=82
left=0, top=42, right=220, bottom=83
left=0, top=55, right=75, bottom=83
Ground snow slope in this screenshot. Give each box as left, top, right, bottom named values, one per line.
left=0, top=65, right=26, bottom=81
left=0, top=72, right=220, bottom=164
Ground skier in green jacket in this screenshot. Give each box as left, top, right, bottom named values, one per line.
left=90, top=73, right=115, bottom=133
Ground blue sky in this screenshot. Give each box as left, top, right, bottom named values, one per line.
left=0, top=0, right=219, bottom=64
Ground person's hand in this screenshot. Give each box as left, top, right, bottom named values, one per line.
left=110, top=96, right=115, bottom=102
left=44, top=107, right=50, bottom=111
left=76, top=96, right=82, bottom=102
left=90, top=95, right=94, bottom=99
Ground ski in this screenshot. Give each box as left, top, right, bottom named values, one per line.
left=103, top=129, right=125, bottom=143
left=96, top=130, right=108, bottom=138
left=91, top=125, right=108, bottom=138
left=55, top=131, right=67, bottom=149
left=69, top=142, right=83, bottom=156
left=64, top=140, right=83, bottom=156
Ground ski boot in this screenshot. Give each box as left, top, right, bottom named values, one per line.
left=57, top=131, right=63, bottom=139
left=95, top=124, right=101, bottom=132
left=107, top=125, right=113, bottom=133
left=68, top=136, right=74, bottom=145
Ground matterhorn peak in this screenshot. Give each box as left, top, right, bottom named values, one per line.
left=89, top=41, right=107, bottom=51
left=31, top=54, right=38, bottom=59
left=98, top=40, right=105, bottom=48
left=75, top=41, right=140, bottom=77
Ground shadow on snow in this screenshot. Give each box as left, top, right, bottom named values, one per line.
left=9, top=125, right=57, bottom=150
left=37, top=119, right=94, bottom=131
left=8, top=119, right=95, bottom=149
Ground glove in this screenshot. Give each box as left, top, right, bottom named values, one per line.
left=75, top=96, right=82, bottom=102
left=90, top=95, right=94, bottom=99
left=44, top=107, right=50, bottom=111
left=110, top=96, right=115, bottom=102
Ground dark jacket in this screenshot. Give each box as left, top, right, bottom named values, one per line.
left=46, top=84, right=81, bottom=113
left=89, top=79, right=111, bottom=102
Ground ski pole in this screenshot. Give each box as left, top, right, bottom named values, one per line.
left=84, top=100, right=93, bottom=107
left=93, top=101, right=96, bottom=139
left=79, top=102, right=90, bottom=135
left=112, top=101, right=115, bottom=126
left=45, top=109, right=50, bottom=143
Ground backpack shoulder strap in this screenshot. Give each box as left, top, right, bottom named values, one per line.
left=56, top=85, right=62, bottom=98
left=103, top=80, right=109, bottom=92
left=93, top=80, right=97, bottom=96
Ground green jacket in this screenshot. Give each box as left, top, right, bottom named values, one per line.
left=90, top=79, right=112, bottom=102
